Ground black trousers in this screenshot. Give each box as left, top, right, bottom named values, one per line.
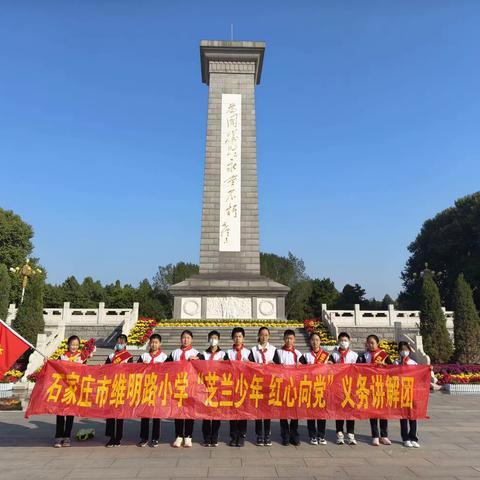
left=307, top=419, right=326, bottom=438
left=174, top=419, right=194, bottom=438
left=229, top=420, right=247, bottom=439
left=140, top=418, right=160, bottom=441
left=400, top=419, right=418, bottom=442
left=335, top=419, right=355, bottom=434
left=255, top=419, right=271, bottom=436
left=202, top=420, right=221, bottom=441
left=370, top=418, right=388, bottom=438
left=55, top=415, right=74, bottom=438
left=280, top=419, right=299, bottom=440
left=105, top=418, right=124, bottom=442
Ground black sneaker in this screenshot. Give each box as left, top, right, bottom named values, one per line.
left=113, top=441, right=121, bottom=447
left=229, top=437, right=237, bottom=447
left=256, top=435, right=264, bottom=446
left=211, top=438, right=218, bottom=447
left=290, top=437, right=300, bottom=446
left=150, top=440, right=159, bottom=448
left=264, top=435, right=272, bottom=446
left=137, top=439, right=148, bottom=447
left=281, top=438, right=290, bottom=446
left=237, top=436, right=245, bottom=447
left=105, top=438, right=116, bottom=448
left=202, top=438, right=211, bottom=447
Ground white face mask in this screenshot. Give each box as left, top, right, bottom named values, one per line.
left=400, top=350, right=410, bottom=358
left=209, top=338, right=219, bottom=347
left=339, top=341, right=349, bottom=350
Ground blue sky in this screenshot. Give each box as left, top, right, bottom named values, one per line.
left=1, top=1, right=479, bottom=300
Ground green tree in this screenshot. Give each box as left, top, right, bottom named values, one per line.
left=12, top=273, right=45, bottom=345
left=381, top=294, right=396, bottom=309
left=0, top=208, right=34, bottom=268
left=135, top=279, right=167, bottom=319
left=286, top=280, right=313, bottom=320
left=400, top=192, right=480, bottom=309
left=260, top=251, right=308, bottom=286
left=419, top=272, right=453, bottom=363
left=452, top=273, right=480, bottom=363
left=0, top=263, right=11, bottom=320
left=336, top=283, right=366, bottom=309
left=307, top=278, right=339, bottom=317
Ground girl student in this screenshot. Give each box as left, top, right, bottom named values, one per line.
left=300, top=332, right=330, bottom=445
left=137, top=333, right=168, bottom=448
left=225, top=327, right=251, bottom=447
left=105, top=334, right=134, bottom=447
left=199, top=330, right=225, bottom=447
left=394, top=341, right=420, bottom=448
left=248, top=326, right=280, bottom=446
left=357, top=334, right=393, bottom=446
left=328, top=332, right=358, bottom=445
left=53, top=335, right=87, bottom=448
left=168, top=330, right=200, bottom=448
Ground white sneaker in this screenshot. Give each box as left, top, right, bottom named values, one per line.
left=347, top=433, right=357, bottom=445
left=372, top=437, right=380, bottom=446
left=411, top=441, right=420, bottom=448
left=336, top=432, right=345, bottom=445
left=309, top=437, right=318, bottom=445
left=184, top=437, right=192, bottom=448
left=403, top=440, right=413, bottom=448
left=380, top=437, right=391, bottom=445
left=53, top=438, right=62, bottom=448
left=172, top=436, right=183, bottom=448
left=318, top=437, right=327, bottom=445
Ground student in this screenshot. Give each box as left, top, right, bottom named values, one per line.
left=329, top=332, right=358, bottom=445
left=300, top=332, right=330, bottom=445
left=357, top=334, right=393, bottom=446
left=225, top=327, right=251, bottom=447
left=168, top=330, right=199, bottom=448
left=249, top=326, right=280, bottom=446
left=199, top=330, right=225, bottom=447
left=137, top=333, right=168, bottom=448
left=105, top=334, right=133, bottom=447
left=54, top=335, right=85, bottom=448
left=395, top=341, right=420, bottom=448
left=277, top=329, right=302, bottom=446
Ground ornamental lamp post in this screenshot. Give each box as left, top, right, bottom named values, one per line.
left=9, top=259, right=43, bottom=304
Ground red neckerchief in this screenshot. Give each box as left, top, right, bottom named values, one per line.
left=180, top=345, right=192, bottom=362
left=65, top=351, right=81, bottom=362
left=339, top=348, right=349, bottom=364
left=370, top=349, right=388, bottom=364
left=282, top=345, right=297, bottom=364
left=210, top=348, right=222, bottom=360
left=311, top=348, right=329, bottom=364
left=233, top=344, right=244, bottom=361
left=149, top=350, right=162, bottom=363
left=258, top=345, right=268, bottom=364
left=112, top=349, right=132, bottom=364
left=401, top=355, right=411, bottom=366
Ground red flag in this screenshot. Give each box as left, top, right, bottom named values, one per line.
left=0, top=320, right=31, bottom=377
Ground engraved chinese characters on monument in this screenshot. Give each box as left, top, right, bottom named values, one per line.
left=220, top=94, right=242, bottom=251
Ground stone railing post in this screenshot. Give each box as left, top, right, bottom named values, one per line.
left=6, top=303, right=16, bottom=325
left=62, top=302, right=71, bottom=326
left=98, top=302, right=105, bottom=325
left=388, top=304, right=395, bottom=326
left=354, top=304, right=360, bottom=326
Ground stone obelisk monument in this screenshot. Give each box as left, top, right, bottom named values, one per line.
left=169, top=40, right=289, bottom=320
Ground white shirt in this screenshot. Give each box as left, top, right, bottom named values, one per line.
left=170, top=347, right=200, bottom=362
left=226, top=346, right=251, bottom=361
left=250, top=344, right=277, bottom=364
left=330, top=348, right=358, bottom=364
left=202, top=349, right=225, bottom=361
left=140, top=351, right=168, bottom=363
left=276, top=347, right=302, bottom=365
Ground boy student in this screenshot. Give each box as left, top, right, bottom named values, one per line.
left=249, top=326, right=280, bottom=446
left=357, top=334, right=393, bottom=446
left=329, top=332, right=358, bottom=445
left=137, top=333, right=168, bottom=448
left=394, top=341, right=420, bottom=448
left=225, top=327, right=251, bottom=447
left=105, top=334, right=134, bottom=447
left=300, top=332, right=330, bottom=445
left=168, top=330, right=200, bottom=448
left=277, top=329, right=302, bottom=446
left=199, top=330, right=225, bottom=447
left=54, top=335, right=86, bottom=448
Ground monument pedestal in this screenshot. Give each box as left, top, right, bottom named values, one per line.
left=170, top=273, right=289, bottom=320
left=169, top=41, right=289, bottom=320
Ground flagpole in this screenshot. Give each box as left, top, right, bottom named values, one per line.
left=0, top=318, right=47, bottom=358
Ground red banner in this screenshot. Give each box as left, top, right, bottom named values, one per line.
left=26, top=360, right=430, bottom=420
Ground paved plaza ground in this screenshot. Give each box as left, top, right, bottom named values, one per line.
left=1, top=391, right=479, bottom=480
